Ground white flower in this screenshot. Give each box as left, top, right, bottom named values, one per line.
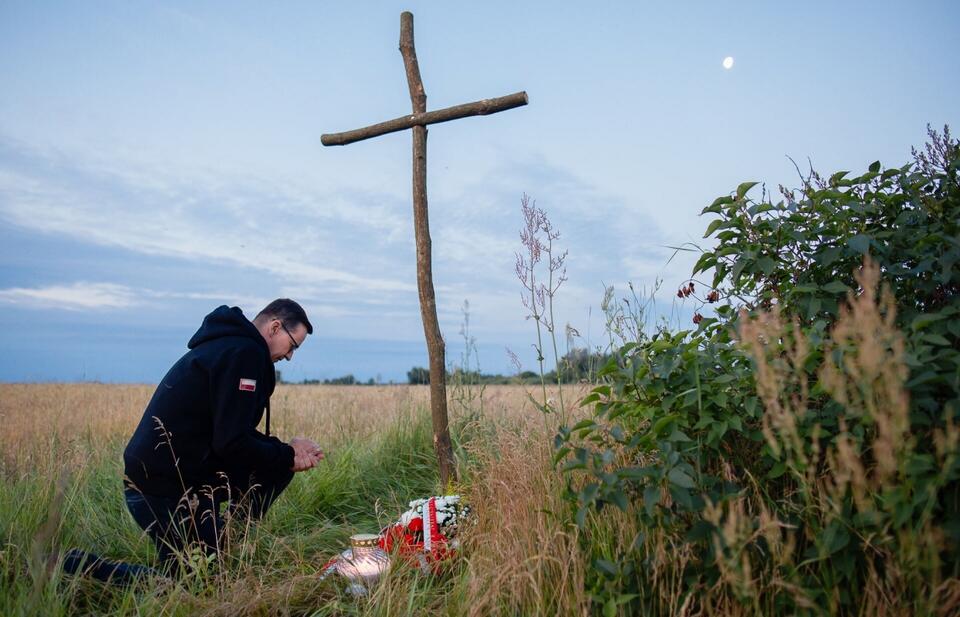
left=395, top=495, right=469, bottom=536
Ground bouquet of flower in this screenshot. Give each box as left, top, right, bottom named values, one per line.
left=378, top=495, right=471, bottom=572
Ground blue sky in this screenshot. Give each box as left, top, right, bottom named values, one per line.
left=1, top=1, right=957, bottom=383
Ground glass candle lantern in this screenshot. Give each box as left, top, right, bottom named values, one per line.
left=335, top=533, right=391, bottom=594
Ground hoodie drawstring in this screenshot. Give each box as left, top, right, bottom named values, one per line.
left=265, top=399, right=271, bottom=437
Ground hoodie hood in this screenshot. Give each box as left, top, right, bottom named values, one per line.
left=187, top=305, right=268, bottom=352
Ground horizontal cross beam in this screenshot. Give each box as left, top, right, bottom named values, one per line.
left=320, top=91, right=528, bottom=146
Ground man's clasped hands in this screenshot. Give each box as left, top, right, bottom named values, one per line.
left=289, top=436, right=325, bottom=472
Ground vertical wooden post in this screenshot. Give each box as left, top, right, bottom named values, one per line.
left=399, top=11, right=456, bottom=487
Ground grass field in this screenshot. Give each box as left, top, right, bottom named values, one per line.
left=0, top=383, right=596, bottom=616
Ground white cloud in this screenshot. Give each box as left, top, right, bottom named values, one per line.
left=0, top=281, right=353, bottom=321
left=0, top=146, right=416, bottom=296
left=0, top=282, right=138, bottom=310
left=141, top=289, right=272, bottom=313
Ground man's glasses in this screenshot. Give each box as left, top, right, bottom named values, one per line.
left=280, top=322, right=300, bottom=351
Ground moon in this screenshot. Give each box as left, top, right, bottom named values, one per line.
left=723, top=56, right=734, bottom=70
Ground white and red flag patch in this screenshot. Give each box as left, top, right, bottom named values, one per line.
left=239, top=378, right=257, bottom=392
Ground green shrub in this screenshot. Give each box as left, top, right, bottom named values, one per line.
left=558, top=126, right=960, bottom=615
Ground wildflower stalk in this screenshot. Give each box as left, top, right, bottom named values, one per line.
left=544, top=231, right=566, bottom=419
left=530, top=275, right=549, bottom=413
left=517, top=194, right=549, bottom=412
left=516, top=194, right=568, bottom=419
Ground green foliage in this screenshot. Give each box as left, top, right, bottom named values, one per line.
left=557, top=126, right=960, bottom=614
left=693, top=128, right=959, bottom=427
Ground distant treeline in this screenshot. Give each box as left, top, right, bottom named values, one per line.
left=275, top=370, right=377, bottom=385
left=277, top=347, right=612, bottom=385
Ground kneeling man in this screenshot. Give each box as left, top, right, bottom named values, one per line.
left=122, top=298, right=323, bottom=572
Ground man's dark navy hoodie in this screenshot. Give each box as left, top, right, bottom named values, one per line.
left=124, top=306, right=295, bottom=498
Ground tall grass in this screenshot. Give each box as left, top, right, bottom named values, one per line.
left=0, top=384, right=592, bottom=616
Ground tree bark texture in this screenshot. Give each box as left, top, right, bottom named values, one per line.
left=399, top=11, right=457, bottom=488
left=320, top=91, right=528, bottom=146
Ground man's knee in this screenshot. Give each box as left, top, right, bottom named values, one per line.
left=234, top=468, right=293, bottom=520
left=266, top=467, right=295, bottom=492
left=244, top=467, right=293, bottom=495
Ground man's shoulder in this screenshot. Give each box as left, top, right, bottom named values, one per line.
left=197, top=334, right=262, bottom=351
left=193, top=336, right=267, bottom=365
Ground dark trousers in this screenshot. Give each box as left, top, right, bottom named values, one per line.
left=63, top=468, right=293, bottom=584
left=126, top=467, right=294, bottom=570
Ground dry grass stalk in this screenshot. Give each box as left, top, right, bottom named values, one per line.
left=820, top=257, right=910, bottom=486
left=461, top=421, right=589, bottom=616
left=737, top=308, right=816, bottom=486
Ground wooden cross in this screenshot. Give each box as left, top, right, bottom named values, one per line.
left=321, top=12, right=528, bottom=487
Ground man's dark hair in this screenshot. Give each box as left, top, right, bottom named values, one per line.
left=256, top=298, right=313, bottom=335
